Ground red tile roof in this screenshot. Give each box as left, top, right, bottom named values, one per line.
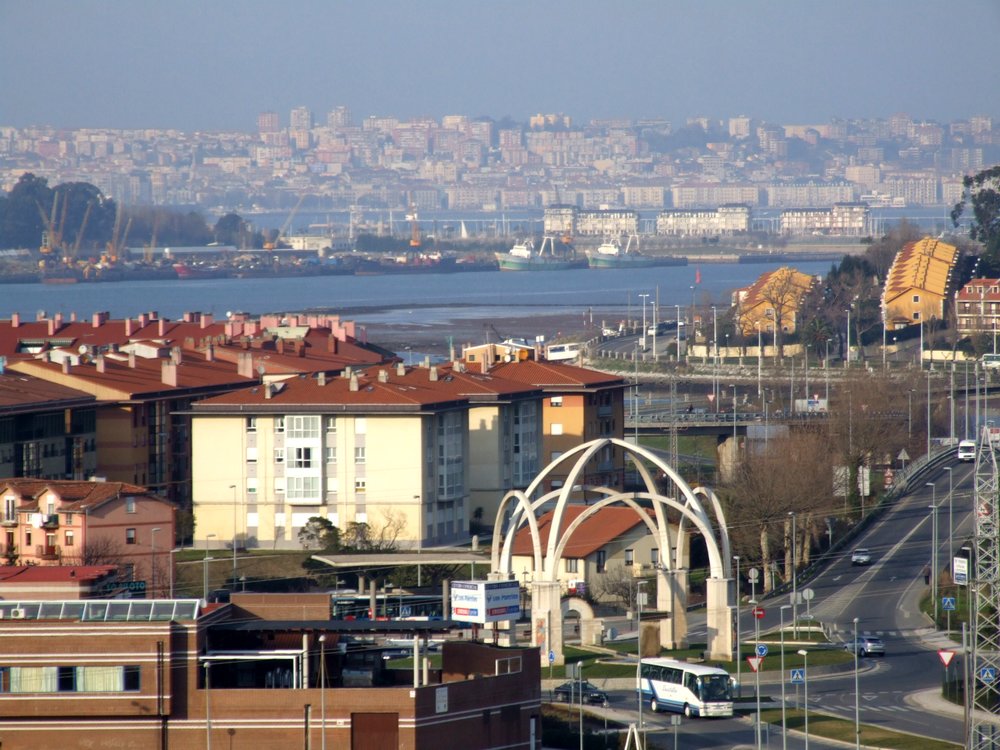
left=0, top=479, right=158, bottom=512
left=487, top=359, right=626, bottom=389
left=511, top=505, right=653, bottom=558
left=0, top=373, right=94, bottom=412
left=0, top=565, right=117, bottom=584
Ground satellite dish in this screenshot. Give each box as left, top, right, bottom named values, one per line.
left=78, top=345, right=89, bottom=355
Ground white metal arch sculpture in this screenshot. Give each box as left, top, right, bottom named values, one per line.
left=490, top=437, right=734, bottom=666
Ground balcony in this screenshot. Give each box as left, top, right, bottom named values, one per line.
left=1, top=516, right=17, bottom=527
left=36, top=544, right=60, bottom=561
left=40, top=514, right=59, bottom=529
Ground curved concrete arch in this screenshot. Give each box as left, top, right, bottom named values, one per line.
left=492, top=489, right=545, bottom=574
left=561, top=596, right=595, bottom=621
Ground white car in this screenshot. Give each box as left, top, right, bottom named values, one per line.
left=851, top=548, right=872, bottom=565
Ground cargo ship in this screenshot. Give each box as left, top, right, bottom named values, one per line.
left=587, top=235, right=687, bottom=269
left=495, top=236, right=587, bottom=271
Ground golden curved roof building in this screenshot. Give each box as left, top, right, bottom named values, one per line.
left=882, top=237, right=958, bottom=330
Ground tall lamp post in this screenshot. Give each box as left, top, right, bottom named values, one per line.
left=636, top=579, right=647, bottom=731
left=229, top=484, right=238, bottom=582
left=789, top=511, right=798, bottom=637
left=798, top=650, right=810, bottom=750
left=203, top=533, right=216, bottom=603
left=733, top=555, right=741, bottom=693
left=639, top=293, right=650, bottom=349
left=756, top=323, right=763, bottom=398
left=943, top=466, right=954, bottom=567
left=150, top=527, right=161, bottom=599
left=927, top=484, right=939, bottom=627
left=853, top=617, right=861, bottom=750
left=780, top=604, right=791, bottom=750
left=319, top=634, right=327, bottom=750
left=845, top=306, right=851, bottom=367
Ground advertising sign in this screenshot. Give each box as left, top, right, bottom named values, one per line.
left=450, top=580, right=521, bottom=624
left=954, top=556, right=969, bottom=586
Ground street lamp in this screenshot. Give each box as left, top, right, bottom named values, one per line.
left=150, top=527, right=161, bottom=599
left=780, top=604, right=791, bottom=750
left=638, top=293, right=650, bottom=350
left=927, top=484, right=939, bottom=627
left=203, top=533, right=216, bottom=603
left=943, top=466, right=954, bottom=567
left=853, top=617, right=861, bottom=750
left=908, top=389, right=914, bottom=440
left=733, top=555, right=741, bottom=693
left=204, top=661, right=212, bottom=750
left=636, top=579, right=648, bottom=730
left=789, top=511, right=798, bottom=638
left=229, top=485, right=238, bottom=581
left=845, top=306, right=851, bottom=367
left=797, top=650, right=810, bottom=750
left=824, top=339, right=832, bottom=405
left=319, top=634, right=327, bottom=750
left=756, top=323, right=763, bottom=398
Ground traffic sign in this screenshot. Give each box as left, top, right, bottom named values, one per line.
left=756, top=643, right=769, bottom=657
left=548, top=650, right=555, bottom=664
left=790, top=668, right=805, bottom=685
left=747, top=567, right=760, bottom=583
left=942, top=596, right=956, bottom=612
left=747, top=656, right=764, bottom=673
left=938, top=650, right=956, bottom=667
left=752, top=606, right=765, bottom=619
left=980, top=667, right=996, bottom=684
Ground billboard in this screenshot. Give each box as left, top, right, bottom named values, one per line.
left=450, top=580, right=521, bottom=624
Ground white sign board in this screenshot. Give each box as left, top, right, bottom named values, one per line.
left=450, top=580, right=521, bottom=624
left=954, top=556, right=969, bottom=586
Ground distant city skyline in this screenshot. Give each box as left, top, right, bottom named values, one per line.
left=3, top=0, right=999, bottom=131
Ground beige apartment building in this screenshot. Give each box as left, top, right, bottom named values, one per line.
left=655, top=205, right=751, bottom=236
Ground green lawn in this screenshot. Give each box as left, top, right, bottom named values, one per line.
left=758, top=708, right=961, bottom=749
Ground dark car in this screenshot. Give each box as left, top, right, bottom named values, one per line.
left=552, top=680, right=608, bottom=705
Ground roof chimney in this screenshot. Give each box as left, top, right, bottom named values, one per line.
left=48, top=318, right=57, bottom=335
left=128, top=352, right=136, bottom=368
left=328, top=334, right=338, bottom=353
left=95, top=354, right=105, bottom=373
left=264, top=383, right=273, bottom=399
left=349, top=373, right=359, bottom=391
left=377, top=369, right=389, bottom=383
left=317, top=371, right=326, bottom=387
left=10, top=313, right=19, bottom=328
left=157, top=318, right=166, bottom=337
left=201, top=313, right=214, bottom=329
left=205, top=343, right=215, bottom=362
left=429, top=366, right=438, bottom=381
left=62, top=359, right=71, bottom=375
left=124, top=318, right=134, bottom=337
left=396, top=362, right=406, bottom=377
left=161, top=360, right=178, bottom=387
left=171, top=347, right=182, bottom=365
left=237, top=352, right=254, bottom=379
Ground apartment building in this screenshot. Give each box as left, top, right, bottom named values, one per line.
left=734, top=267, right=818, bottom=336
left=955, top=278, right=1000, bottom=338
left=882, top=237, right=959, bottom=330
left=655, top=205, right=751, bottom=236
left=779, top=203, right=870, bottom=236
left=0, top=478, right=175, bottom=591
left=0, top=593, right=541, bottom=750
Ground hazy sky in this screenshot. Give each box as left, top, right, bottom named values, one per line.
left=3, top=0, right=999, bottom=131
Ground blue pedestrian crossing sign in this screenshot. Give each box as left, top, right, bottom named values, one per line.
left=980, top=667, right=997, bottom=684
left=548, top=650, right=555, bottom=664
left=790, top=668, right=805, bottom=684
left=942, top=597, right=956, bottom=611
left=756, top=644, right=769, bottom=657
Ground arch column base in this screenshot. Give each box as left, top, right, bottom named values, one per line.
left=704, top=577, right=734, bottom=662
left=531, top=581, right=564, bottom=667
left=657, top=569, right=688, bottom=650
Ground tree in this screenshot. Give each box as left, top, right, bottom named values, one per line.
left=0, top=173, right=52, bottom=248
left=953, top=165, right=1000, bottom=273
left=587, top=564, right=639, bottom=611
left=298, top=516, right=341, bottom=551
left=73, top=537, right=126, bottom=570
left=342, top=510, right=405, bottom=552
left=755, top=267, right=815, bottom=357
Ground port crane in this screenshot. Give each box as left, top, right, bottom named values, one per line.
left=264, top=194, right=306, bottom=250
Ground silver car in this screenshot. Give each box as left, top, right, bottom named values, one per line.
left=844, top=636, right=885, bottom=657
left=851, top=548, right=872, bottom=565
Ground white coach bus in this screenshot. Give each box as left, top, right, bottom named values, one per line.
left=639, top=658, right=735, bottom=718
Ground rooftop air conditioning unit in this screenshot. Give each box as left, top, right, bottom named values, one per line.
left=10, top=608, right=26, bottom=619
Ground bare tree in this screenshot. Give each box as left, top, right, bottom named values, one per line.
left=342, top=509, right=406, bottom=552
left=588, top=564, right=637, bottom=611
left=754, top=267, right=816, bottom=358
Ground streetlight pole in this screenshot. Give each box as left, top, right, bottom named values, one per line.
left=928, top=485, right=939, bottom=627
left=150, top=527, right=161, bottom=598
left=853, top=617, right=861, bottom=750
left=824, top=339, right=831, bottom=405
left=789, top=511, right=798, bottom=638
left=675, top=304, right=681, bottom=360
left=733, top=555, right=741, bottom=693
left=203, top=533, right=216, bottom=603
left=229, top=485, right=238, bottom=582
left=319, top=634, right=327, bottom=750
left=639, top=293, right=649, bottom=349
left=636, top=579, right=647, bottom=731
left=780, top=604, right=791, bottom=750
left=927, top=369, right=932, bottom=457
left=846, top=306, right=851, bottom=367
left=756, top=323, right=763, bottom=399
left=798, top=650, right=810, bottom=750
left=944, top=466, right=954, bottom=568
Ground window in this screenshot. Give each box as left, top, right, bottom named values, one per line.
left=285, top=476, right=319, bottom=500
left=125, top=528, right=136, bottom=545
left=125, top=497, right=136, bottom=514
left=64, top=531, right=74, bottom=547
left=565, top=558, right=579, bottom=573
left=3, top=498, right=13, bottom=522
left=596, top=550, right=606, bottom=574
left=354, top=446, right=366, bottom=465
left=550, top=396, right=563, bottom=407
left=24, top=530, right=31, bottom=547
left=290, top=447, right=313, bottom=469
left=325, top=446, right=337, bottom=464
left=325, top=417, right=337, bottom=433
left=274, top=448, right=285, bottom=464
left=625, top=549, right=634, bottom=566
left=913, top=294, right=920, bottom=303
left=551, top=423, right=563, bottom=436
left=246, top=416, right=257, bottom=433
left=354, top=479, right=367, bottom=493
left=286, top=416, right=319, bottom=439
left=651, top=548, right=659, bottom=566
left=274, top=416, right=284, bottom=433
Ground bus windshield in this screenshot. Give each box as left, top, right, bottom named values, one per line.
left=696, top=674, right=733, bottom=702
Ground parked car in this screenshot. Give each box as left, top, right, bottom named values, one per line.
left=844, top=636, right=885, bottom=657
left=552, top=680, right=608, bottom=705
left=851, top=548, right=872, bottom=566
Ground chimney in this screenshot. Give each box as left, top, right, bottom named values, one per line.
left=171, top=347, right=182, bottom=365
left=429, top=366, right=438, bottom=382
left=377, top=369, right=388, bottom=383
left=276, top=338, right=285, bottom=355
left=349, top=373, right=359, bottom=391
left=138, top=313, right=148, bottom=328
left=95, top=354, right=106, bottom=373
left=317, top=372, right=326, bottom=387
left=264, top=383, right=273, bottom=399
left=62, top=359, right=72, bottom=374
left=54, top=312, right=63, bottom=330
left=128, top=352, right=136, bottom=368
left=157, top=319, right=166, bottom=337
left=328, top=334, right=338, bottom=354
left=342, top=366, right=352, bottom=379
left=91, top=312, right=102, bottom=328
left=205, top=343, right=215, bottom=362
left=124, top=318, right=134, bottom=337
left=48, top=318, right=56, bottom=336
left=183, top=312, right=194, bottom=323
left=161, top=360, right=178, bottom=387
left=201, top=313, right=214, bottom=329
left=237, top=352, right=254, bottom=379
left=10, top=313, right=19, bottom=328
left=396, top=362, right=406, bottom=377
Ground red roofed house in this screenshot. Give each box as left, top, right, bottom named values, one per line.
left=0, top=565, right=118, bottom=600
left=0, top=479, right=175, bottom=596
left=510, top=505, right=663, bottom=601
left=955, top=277, right=1000, bottom=339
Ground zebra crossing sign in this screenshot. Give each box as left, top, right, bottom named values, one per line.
left=942, top=597, right=956, bottom=611
left=790, top=668, right=805, bottom=685
left=980, top=667, right=997, bottom=684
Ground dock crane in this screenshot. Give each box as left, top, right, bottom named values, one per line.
left=66, top=201, right=93, bottom=265
left=265, top=194, right=306, bottom=250
left=104, top=212, right=132, bottom=265
left=407, top=201, right=421, bottom=251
